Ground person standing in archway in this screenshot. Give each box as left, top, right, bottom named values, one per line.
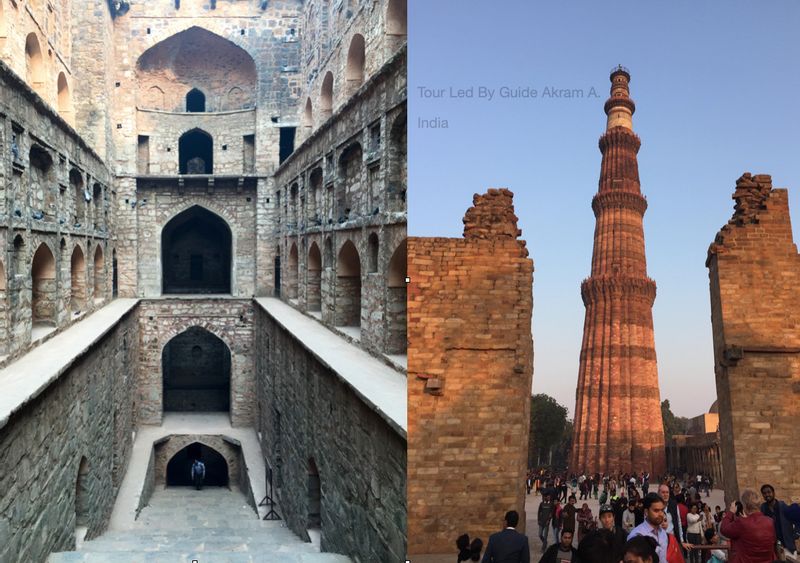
left=191, top=458, right=206, bottom=490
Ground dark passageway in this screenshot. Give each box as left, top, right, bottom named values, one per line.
left=166, top=442, right=229, bottom=487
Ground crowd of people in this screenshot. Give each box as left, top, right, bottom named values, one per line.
left=458, top=469, right=800, bottom=563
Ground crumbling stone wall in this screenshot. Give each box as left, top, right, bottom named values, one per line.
left=0, top=306, right=139, bottom=563
left=255, top=302, right=407, bottom=562
left=136, top=298, right=255, bottom=427
left=407, top=189, right=534, bottom=555
left=707, top=172, right=800, bottom=503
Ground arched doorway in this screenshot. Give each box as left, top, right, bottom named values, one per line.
left=345, top=34, right=365, bottom=93
left=166, top=442, right=229, bottom=487
left=335, top=240, right=361, bottom=327
left=57, top=72, right=74, bottom=125
left=307, top=242, right=322, bottom=312
left=161, top=206, right=232, bottom=294
left=386, top=239, right=407, bottom=354
left=320, top=71, right=333, bottom=120
left=162, top=327, right=231, bottom=412
left=179, top=129, right=213, bottom=174
left=31, top=243, right=56, bottom=326
left=25, top=33, right=45, bottom=96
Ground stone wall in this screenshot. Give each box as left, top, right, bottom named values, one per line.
left=0, top=307, right=139, bottom=562
left=134, top=181, right=257, bottom=297
left=407, top=189, right=534, bottom=555
left=707, top=172, right=800, bottom=503
left=0, top=61, right=114, bottom=359
left=136, top=298, right=255, bottom=427
left=255, top=304, right=406, bottom=562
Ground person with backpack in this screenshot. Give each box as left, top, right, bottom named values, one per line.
left=191, top=458, right=206, bottom=490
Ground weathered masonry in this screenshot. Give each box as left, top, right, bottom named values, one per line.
left=407, top=189, right=534, bottom=556
left=0, top=1, right=407, bottom=561
left=707, top=173, right=800, bottom=504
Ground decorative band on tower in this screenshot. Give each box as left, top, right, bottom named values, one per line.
left=570, top=68, right=666, bottom=476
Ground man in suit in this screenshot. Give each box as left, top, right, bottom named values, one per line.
left=482, top=510, right=530, bottom=563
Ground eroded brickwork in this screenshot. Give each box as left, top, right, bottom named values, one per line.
left=571, top=69, right=666, bottom=476
left=255, top=303, right=407, bottom=562
left=0, top=307, right=139, bottom=562
left=707, top=172, right=800, bottom=503
left=407, top=188, right=534, bottom=555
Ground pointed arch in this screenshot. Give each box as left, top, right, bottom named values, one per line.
left=186, top=88, right=205, bottom=112
left=307, top=242, right=322, bottom=312
left=335, top=240, right=361, bottom=327
left=345, top=34, right=366, bottom=89
left=75, top=456, right=91, bottom=540
left=70, top=244, right=87, bottom=312
left=166, top=442, right=229, bottom=487
left=320, top=71, right=334, bottom=117
left=32, top=243, right=56, bottom=325
left=162, top=326, right=231, bottom=413
left=387, top=0, right=407, bottom=35
left=302, top=97, right=313, bottom=130
left=161, top=205, right=232, bottom=294
left=367, top=233, right=379, bottom=273
left=287, top=242, right=299, bottom=300
left=136, top=26, right=257, bottom=112
left=386, top=239, right=407, bottom=354
left=93, top=245, right=104, bottom=302
left=57, top=72, right=74, bottom=124
left=307, top=457, right=322, bottom=529
left=179, top=128, right=213, bottom=174
left=25, top=33, right=45, bottom=97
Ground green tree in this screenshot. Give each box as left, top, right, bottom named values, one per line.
left=661, top=399, right=690, bottom=439
left=528, top=394, right=569, bottom=468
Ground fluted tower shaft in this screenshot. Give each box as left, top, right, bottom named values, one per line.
left=570, top=68, right=666, bottom=476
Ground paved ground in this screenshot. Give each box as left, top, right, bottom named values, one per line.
left=410, top=487, right=727, bottom=563
left=48, top=487, right=351, bottom=563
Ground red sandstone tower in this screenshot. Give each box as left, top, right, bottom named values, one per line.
left=570, top=67, right=666, bottom=476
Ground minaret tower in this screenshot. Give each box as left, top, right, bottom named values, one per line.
left=570, top=67, right=666, bottom=475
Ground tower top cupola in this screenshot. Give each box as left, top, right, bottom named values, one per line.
left=604, top=65, right=636, bottom=131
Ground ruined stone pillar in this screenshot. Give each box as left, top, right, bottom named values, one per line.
left=571, top=67, right=666, bottom=476
left=407, top=189, right=533, bottom=555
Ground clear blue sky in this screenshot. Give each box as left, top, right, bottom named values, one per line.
left=408, top=0, right=800, bottom=418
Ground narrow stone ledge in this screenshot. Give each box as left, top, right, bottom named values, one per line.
left=254, top=297, right=407, bottom=436
left=0, top=298, right=139, bottom=430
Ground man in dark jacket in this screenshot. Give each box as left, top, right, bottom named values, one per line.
left=562, top=496, right=577, bottom=544
left=761, top=484, right=798, bottom=556
left=721, top=489, right=776, bottom=563
left=538, top=530, right=577, bottom=563
left=538, top=494, right=555, bottom=551
left=598, top=504, right=627, bottom=562
left=482, top=510, right=530, bottom=563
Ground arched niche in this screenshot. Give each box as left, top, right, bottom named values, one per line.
left=57, top=72, right=74, bottom=124
left=386, top=239, right=407, bottom=354
left=161, top=206, right=232, bottom=294
left=367, top=233, right=379, bottom=273
left=387, top=110, right=407, bottom=212
left=25, top=33, right=45, bottom=97
left=345, top=34, right=366, bottom=89
left=307, top=242, right=322, bottom=312
left=179, top=129, right=213, bottom=174
left=335, top=240, right=361, bottom=327
left=31, top=243, right=56, bottom=326
left=70, top=169, right=86, bottom=225
left=302, top=97, right=313, bottom=130
left=136, top=27, right=257, bottom=112
left=320, top=71, right=333, bottom=118
left=286, top=242, right=299, bottom=300
left=70, top=245, right=86, bottom=313
left=387, top=0, right=407, bottom=35
left=307, top=458, right=321, bottom=529
left=162, top=327, right=231, bottom=413
left=75, top=456, right=91, bottom=542
left=166, top=442, right=229, bottom=487
left=93, top=245, right=104, bottom=302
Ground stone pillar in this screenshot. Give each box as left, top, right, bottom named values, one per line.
left=571, top=67, right=666, bottom=476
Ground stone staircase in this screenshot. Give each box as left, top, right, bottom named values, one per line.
left=48, top=487, right=351, bottom=563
